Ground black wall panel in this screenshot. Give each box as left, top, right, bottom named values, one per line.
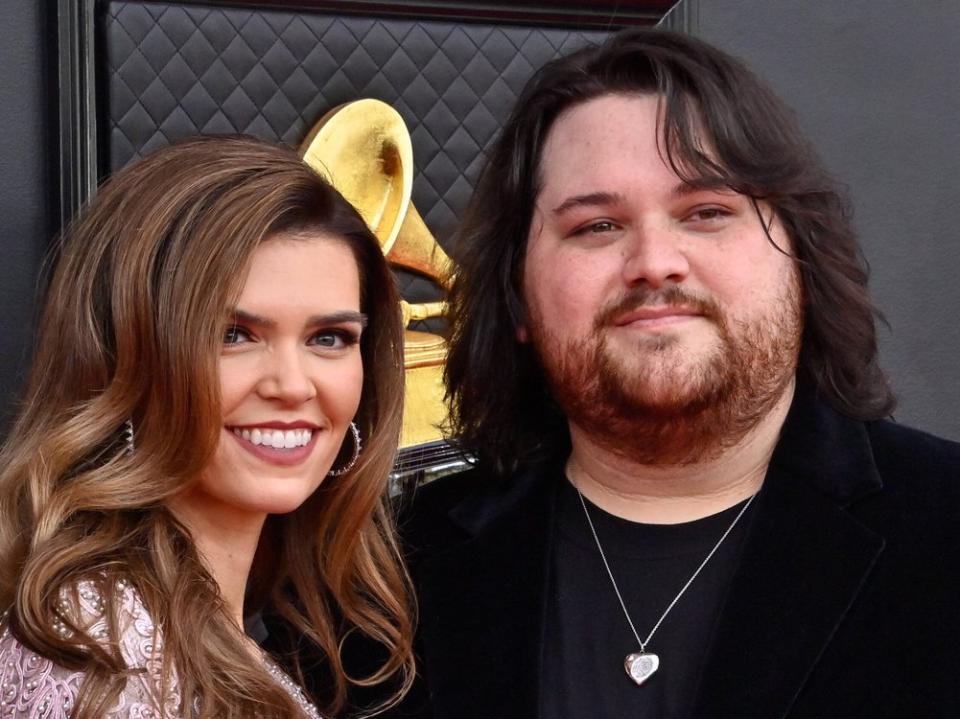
left=99, top=2, right=608, bottom=317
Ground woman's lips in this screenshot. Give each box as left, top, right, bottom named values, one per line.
left=226, top=426, right=320, bottom=467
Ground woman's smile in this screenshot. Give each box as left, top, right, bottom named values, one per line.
left=227, top=424, right=321, bottom=466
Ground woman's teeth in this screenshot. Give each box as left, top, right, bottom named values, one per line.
left=232, top=427, right=313, bottom=449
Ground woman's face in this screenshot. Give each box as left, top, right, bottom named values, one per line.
left=194, top=232, right=365, bottom=519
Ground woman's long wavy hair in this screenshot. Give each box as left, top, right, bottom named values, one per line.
left=445, top=28, right=896, bottom=477
left=0, top=136, right=413, bottom=717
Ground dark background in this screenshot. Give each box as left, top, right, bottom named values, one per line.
left=1, top=0, right=54, bottom=430
left=2, top=0, right=958, bottom=440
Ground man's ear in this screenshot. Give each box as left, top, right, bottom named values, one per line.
left=516, top=323, right=530, bottom=343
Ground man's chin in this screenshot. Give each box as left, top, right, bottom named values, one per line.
left=615, top=375, right=722, bottom=416
left=607, top=348, right=726, bottom=401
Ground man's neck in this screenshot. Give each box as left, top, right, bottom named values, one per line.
left=566, top=379, right=795, bottom=524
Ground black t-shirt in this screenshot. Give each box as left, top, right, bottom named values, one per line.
left=540, top=476, right=755, bottom=719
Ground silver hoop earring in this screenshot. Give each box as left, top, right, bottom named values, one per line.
left=122, top=419, right=135, bottom=455
left=328, top=421, right=361, bottom=476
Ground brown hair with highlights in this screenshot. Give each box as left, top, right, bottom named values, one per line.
left=0, top=136, right=412, bottom=717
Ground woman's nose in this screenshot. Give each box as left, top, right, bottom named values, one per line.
left=257, top=347, right=316, bottom=405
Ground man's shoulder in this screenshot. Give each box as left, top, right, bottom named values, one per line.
left=394, top=466, right=493, bottom=557
left=394, top=461, right=554, bottom=562
left=862, top=418, right=960, bottom=521
left=401, top=466, right=491, bottom=517
left=868, top=418, right=960, bottom=482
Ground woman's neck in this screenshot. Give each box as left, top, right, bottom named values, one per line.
left=167, top=489, right=265, bottom=630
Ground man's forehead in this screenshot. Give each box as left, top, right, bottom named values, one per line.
left=543, top=92, right=663, bottom=146
left=535, top=93, right=722, bottom=202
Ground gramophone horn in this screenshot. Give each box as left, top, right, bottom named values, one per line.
left=299, top=99, right=454, bottom=288
left=300, top=99, right=411, bottom=251
left=388, top=203, right=454, bottom=288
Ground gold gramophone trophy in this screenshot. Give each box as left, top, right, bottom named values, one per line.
left=300, top=99, right=460, bottom=476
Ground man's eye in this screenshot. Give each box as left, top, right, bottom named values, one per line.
left=223, top=325, right=252, bottom=344
left=573, top=220, right=618, bottom=236
left=687, top=207, right=730, bottom=222
left=590, top=221, right=617, bottom=233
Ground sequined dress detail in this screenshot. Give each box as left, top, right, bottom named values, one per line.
left=0, top=580, right=322, bottom=718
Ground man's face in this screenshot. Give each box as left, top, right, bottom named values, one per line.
left=521, top=93, right=802, bottom=464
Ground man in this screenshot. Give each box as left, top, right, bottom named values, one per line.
left=392, top=29, right=960, bottom=719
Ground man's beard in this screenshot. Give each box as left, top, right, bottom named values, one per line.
left=528, top=281, right=803, bottom=466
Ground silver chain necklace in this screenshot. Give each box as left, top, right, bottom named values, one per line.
left=573, top=483, right=756, bottom=687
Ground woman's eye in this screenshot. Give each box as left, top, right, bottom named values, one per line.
left=310, top=329, right=359, bottom=350
left=223, top=325, right=252, bottom=345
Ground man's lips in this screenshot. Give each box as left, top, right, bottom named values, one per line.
left=612, top=305, right=704, bottom=327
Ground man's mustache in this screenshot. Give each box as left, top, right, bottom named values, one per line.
left=594, top=285, right=723, bottom=330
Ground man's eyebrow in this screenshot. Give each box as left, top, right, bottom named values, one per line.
left=229, top=309, right=368, bottom=328
left=670, top=180, right=734, bottom=198
left=671, top=182, right=704, bottom=198
left=550, top=191, right=626, bottom=217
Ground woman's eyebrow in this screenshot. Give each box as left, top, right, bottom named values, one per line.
left=229, top=309, right=368, bottom=328
left=229, top=309, right=274, bottom=328
left=307, top=311, right=368, bottom=328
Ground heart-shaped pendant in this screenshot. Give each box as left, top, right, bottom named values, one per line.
left=624, top=652, right=660, bottom=686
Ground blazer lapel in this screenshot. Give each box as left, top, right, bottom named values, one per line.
left=692, top=390, right=886, bottom=718
left=416, top=467, right=557, bottom=719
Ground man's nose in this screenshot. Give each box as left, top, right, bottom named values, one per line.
left=257, top=346, right=316, bottom=405
left=621, top=220, right=690, bottom=288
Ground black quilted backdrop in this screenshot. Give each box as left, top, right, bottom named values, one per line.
left=101, top=1, right=609, bottom=317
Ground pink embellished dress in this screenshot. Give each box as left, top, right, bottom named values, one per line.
left=0, top=581, right=322, bottom=718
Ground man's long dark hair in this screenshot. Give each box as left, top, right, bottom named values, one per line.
left=444, top=28, right=895, bottom=476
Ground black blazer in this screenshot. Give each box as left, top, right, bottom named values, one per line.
left=388, top=388, right=960, bottom=718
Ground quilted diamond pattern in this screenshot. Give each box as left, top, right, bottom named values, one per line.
left=103, top=2, right=609, bottom=320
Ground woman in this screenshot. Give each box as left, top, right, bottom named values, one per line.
left=0, top=136, right=413, bottom=717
